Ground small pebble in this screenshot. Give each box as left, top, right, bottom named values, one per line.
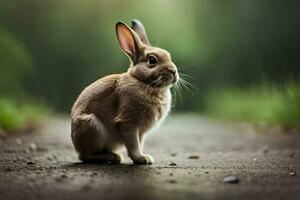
left=205, top=171, right=209, bottom=174
left=169, top=162, right=177, bottom=166
left=188, top=155, right=199, bottom=159
left=16, top=138, right=22, bottom=145
left=29, top=143, right=37, bottom=151
left=171, top=153, right=177, bottom=157
left=223, top=176, right=239, bottom=183
left=290, top=153, right=294, bottom=158
left=169, top=173, right=173, bottom=176
left=253, top=158, right=257, bottom=161
left=167, top=179, right=177, bottom=184
left=289, top=172, right=296, bottom=176
left=60, top=174, right=67, bottom=179
left=46, top=157, right=52, bottom=161
left=92, top=172, right=98, bottom=176
left=27, top=161, right=34, bottom=165
left=5, top=168, right=12, bottom=172
left=260, top=145, right=269, bottom=154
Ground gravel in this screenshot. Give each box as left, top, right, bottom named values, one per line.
left=0, top=115, right=299, bottom=200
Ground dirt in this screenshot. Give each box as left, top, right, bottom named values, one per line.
left=0, top=115, right=299, bottom=200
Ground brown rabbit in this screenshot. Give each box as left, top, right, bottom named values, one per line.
left=71, top=20, right=179, bottom=164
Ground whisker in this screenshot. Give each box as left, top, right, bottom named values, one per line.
left=180, top=80, right=195, bottom=95
left=176, top=81, right=185, bottom=102
left=173, top=83, right=183, bottom=106
left=147, top=78, right=161, bottom=99
left=180, top=77, right=197, bottom=91
left=179, top=72, right=196, bottom=83
left=170, top=85, right=178, bottom=107
left=144, top=78, right=160, bottom=100
left=178, top=78, right=196, bottom=98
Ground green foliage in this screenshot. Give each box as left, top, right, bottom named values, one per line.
left=0, top=29, right=33, bottom=95
left=0, top=98, right=50, bottom=131
left=275, top=86, right=300, bottom=127
left=205, top=86, right=300, bottom=128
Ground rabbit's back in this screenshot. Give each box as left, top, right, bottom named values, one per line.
left=71, top=74, right=121, bottom=130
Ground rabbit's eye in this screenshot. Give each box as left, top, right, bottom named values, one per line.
left=148, top=55, right=157, bottom=65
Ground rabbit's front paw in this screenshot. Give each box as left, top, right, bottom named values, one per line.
left=132, top=154, right=154, bottom=165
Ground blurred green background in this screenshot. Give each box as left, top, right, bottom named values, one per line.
left=0, top=0, right=299, bottom=131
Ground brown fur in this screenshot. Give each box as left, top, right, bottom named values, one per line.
left=71, top=20, right=178, bottom=164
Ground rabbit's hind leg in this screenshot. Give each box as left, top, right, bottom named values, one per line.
left=72, top=114, right=120, bottom=163
left=81, top=152, right=122, bottom=164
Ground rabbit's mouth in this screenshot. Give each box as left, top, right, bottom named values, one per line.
left=161, top=70, right=179, bottom=85
left=151, top=73, right=178, bottom=88
left=162, top=74, right=176, bottom=85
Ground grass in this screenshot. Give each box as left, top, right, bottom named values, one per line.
left=204, top=85, right=300, bottom=129
left=0, top=97, right=51, bottom=133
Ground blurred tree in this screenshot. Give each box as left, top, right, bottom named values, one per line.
left=0, top=0, right=299, bottom=112
left=0, top=29, right=33, bottom=96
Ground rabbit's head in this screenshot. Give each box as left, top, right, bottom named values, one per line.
left=116, top=20, right=179, bottom=88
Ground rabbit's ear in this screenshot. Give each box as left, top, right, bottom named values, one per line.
left=131, top=19, right=150, bottom=46
left=116, top=22, right=142, bottom=64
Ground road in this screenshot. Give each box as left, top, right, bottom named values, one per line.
left=0, top=115, right=299, bottom=200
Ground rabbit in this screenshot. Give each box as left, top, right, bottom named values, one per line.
left=71, top=19, right=179, bottom=165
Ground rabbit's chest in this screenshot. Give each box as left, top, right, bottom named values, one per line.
left=155, top=93, right=171, bottom=120
left=153, top=97, right=171, bottom=128
left=138, top=89, right=171, bottom=133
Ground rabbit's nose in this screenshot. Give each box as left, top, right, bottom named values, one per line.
left=168, top=68, right=176, bottom=75
left=167, top=64, right=177, bottom=75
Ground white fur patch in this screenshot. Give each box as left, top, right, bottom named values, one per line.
left=149, top=89, right=171, bottom=134
left=88, top=114, right=107, bottom=140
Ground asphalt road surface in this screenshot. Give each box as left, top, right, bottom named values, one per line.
left=0, top=115, right=299, bottom=200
